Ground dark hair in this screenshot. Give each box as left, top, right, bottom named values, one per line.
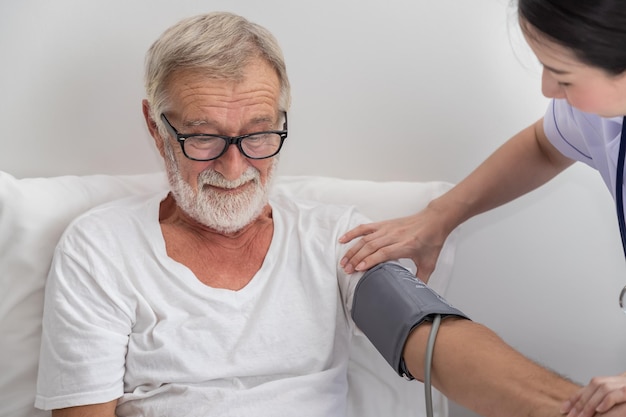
left=518, top=0, right=626, bottom=75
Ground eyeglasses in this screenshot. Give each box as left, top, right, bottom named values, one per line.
left=160, top=112, right=288, bottom=161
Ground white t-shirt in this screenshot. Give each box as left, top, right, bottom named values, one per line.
left=36, top=192, right=368, bottom=417
left=543, top=98, right=624, bottom=200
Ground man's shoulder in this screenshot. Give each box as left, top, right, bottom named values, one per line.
left=269, top=193, right=369, bottom=231
left=270, top=192, right=355, bottom=215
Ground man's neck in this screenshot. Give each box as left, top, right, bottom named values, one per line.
left=158, top=193, right=274, bottom=290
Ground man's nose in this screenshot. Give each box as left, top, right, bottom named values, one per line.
left=213, top=143, right=249, bottom=181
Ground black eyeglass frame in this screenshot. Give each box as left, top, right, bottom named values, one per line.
left=160, top=112, right=288, bottom=161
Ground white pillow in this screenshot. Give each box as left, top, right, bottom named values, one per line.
left=0, top=171, right=456, bottom=417
left=0, top=171, right=168, bottom=417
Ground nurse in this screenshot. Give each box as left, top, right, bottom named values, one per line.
left=339, top=1, right=626, bottom=416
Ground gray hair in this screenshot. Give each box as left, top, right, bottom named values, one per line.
left=144, top=12, right=291, bottom=129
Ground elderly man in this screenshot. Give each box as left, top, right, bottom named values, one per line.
left=34, top=11, right=621, bottom=417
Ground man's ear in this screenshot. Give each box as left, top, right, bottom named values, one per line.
left=142, top=99, right=166, bottom=158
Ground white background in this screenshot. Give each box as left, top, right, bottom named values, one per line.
left=2, top=1, right=626, bottom=416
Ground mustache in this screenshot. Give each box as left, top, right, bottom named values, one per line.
left=198, top=167, right=260, bottom=189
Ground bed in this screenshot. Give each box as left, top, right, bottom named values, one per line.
left=0, top=171, right=459, bottom=417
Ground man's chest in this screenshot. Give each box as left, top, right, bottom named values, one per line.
left=160, top=222, right=274, bottom=290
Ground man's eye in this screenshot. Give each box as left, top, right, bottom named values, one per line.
left=187, top=136, right=222, bottom=149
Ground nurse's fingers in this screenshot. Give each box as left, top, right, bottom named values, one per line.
left=563, top=375, right=626, bottom=417
left=340, top=227, right=398, bottom=274
left=339, top=222, right=377, bottom=245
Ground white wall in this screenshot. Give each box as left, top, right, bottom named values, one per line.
left=2, top=1, right=626, bottom=416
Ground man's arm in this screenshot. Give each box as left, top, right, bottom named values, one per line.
left=403, top=318, right=579, bottom=417
left=51, top=400, right=118, bottom=417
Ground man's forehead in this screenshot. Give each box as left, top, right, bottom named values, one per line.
left=181, top=113, right=276, bottom=128
left=166, top=67, right=280, bottom=110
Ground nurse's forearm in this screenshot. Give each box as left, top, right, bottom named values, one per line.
left=426, top=118, right=574, bottom=236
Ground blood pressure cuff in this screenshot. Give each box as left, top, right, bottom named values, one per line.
left=351, top=262, right=469, bottom=379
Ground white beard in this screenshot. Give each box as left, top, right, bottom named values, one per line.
left=163, top=141, right=275, bottom=234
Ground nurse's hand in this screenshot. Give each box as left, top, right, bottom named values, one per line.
left=339, top=208, right=451, bottom=283
left=560, top=372, right=626, bottom=417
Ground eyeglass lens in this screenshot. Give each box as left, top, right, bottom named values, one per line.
left=183, top=133, right=282, bottom=160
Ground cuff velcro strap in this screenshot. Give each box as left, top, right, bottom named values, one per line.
left=351, top=263, right=469, bottom=379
